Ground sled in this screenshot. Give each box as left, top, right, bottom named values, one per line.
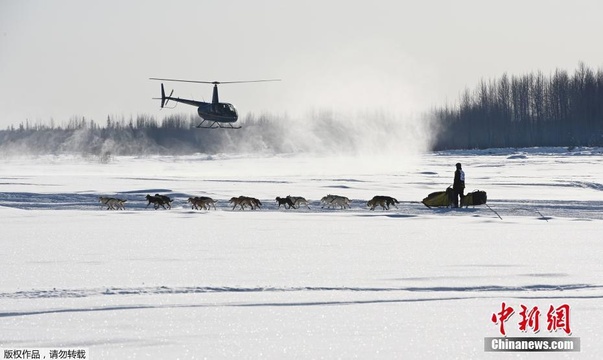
left=461, top=190, right=487, bottom=207
left=421, top=187, right=453, bottom=208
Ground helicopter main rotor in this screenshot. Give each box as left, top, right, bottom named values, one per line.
left=149, top=78, right=281, bottom=85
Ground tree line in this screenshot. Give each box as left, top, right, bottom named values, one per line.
left=1, top=111, right=405, bottom=157
left=0, top=113, right=296, bottom=157
left=431, top=63, right=603, bottom=150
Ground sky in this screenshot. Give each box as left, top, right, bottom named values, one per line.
left=1, top=0, right=602, bottom=128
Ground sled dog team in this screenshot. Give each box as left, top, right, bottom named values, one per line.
left=99, top=194, right=399, bottom=211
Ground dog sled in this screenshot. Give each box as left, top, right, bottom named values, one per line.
left=461, top=190, right=487, bottom=207
left=421, top=187, right=488, bottom=209
left=421, top=187, right=453, bottom=208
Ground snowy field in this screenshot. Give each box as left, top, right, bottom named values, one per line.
left=1, top=148, right=602, bottom=359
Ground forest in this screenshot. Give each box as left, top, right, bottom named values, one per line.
left=431, top=63, right=603, bottom=150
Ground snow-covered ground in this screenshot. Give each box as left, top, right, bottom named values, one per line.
left=1, top=148, right=602, bottom=359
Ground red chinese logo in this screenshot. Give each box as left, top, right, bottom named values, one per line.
left=491, top=302, right=571, bottom=336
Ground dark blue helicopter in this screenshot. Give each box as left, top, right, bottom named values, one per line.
left=150, top=78, right=280, bottom=129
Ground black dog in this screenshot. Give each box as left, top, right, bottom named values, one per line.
left=276, top=196, right=296, bottom=209
left=146, top=194, right=167, bottom=210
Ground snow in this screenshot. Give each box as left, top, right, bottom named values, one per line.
left=1, top=149, right=602, bottom=359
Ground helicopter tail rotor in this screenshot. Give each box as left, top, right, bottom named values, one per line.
left=158, top=83, right=174, bottom=108
left=160, top=84, right=166, bottom=108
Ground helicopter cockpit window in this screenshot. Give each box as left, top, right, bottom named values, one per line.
left=217, top=104, right=228, bottom=114
left=219, top=104, right=235, bottom=115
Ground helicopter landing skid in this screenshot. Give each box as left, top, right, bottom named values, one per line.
left=196, top=120, right=241, bottom=129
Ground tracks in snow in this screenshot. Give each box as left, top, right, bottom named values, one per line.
left=2, top=283, right=602, bottom=300
left=2, top=283, right=602, bottom=318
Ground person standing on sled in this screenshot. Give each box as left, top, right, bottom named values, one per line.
left=452, top=162, right=465, bottom=208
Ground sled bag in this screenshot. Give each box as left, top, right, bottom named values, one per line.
left=422, top=188, right=453, bottom=208
left=461, top=190, right=487, bottom=207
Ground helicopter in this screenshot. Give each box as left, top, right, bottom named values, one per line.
left=150, top=77, right=280, bottom=129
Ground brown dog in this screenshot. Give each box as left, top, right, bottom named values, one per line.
left=188, top=196, right=217, bottom=210
left=367, top=195, right=399, bottom=210
left=230, top=196, right=261, bottom=210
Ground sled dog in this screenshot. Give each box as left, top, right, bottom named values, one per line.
left=199, top=197, right=217, bottom=210
left=367, top=195, right=399, bottom=210
left=154, top=194, right=173, bottom=209
left=321, top=194, right=350, bottom=209
left=99, top=196, right=113, bottom=210
left=230, top=196, right=261, bottom=210
left=250, top=197, right=262, bottom=209
left=320, top=194, right=336, bottom=207
left=229, top=196, right=248, bottom=210
left=99, top=196, right=127, bottom=210
left=146, top=194, right=167, bottom=210
left=287, top=195, right=310, bottom=209
left=276, top=196, right=295, bottom=209
left=188, top=196, right=217, bottom=210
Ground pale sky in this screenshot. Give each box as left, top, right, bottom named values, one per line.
left=1, top=0, right=602, bottom=128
